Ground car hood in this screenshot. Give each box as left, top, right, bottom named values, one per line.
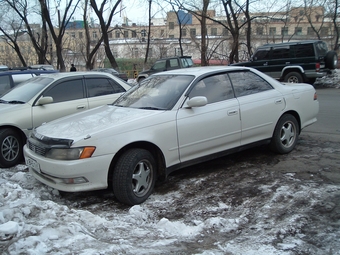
left=0, top=103, right=29, bottom=119
left=36, top=105, right=164, bottom=141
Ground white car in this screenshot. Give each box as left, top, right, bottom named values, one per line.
left=0, top=72, right=131, bottom=168
left=24, top=66, right=319, bottom=205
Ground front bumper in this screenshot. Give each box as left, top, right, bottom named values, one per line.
left=23, top=145, right=113, bottom=192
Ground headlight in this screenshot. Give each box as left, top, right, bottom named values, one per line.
left=45, top=147, right=96, bottom=160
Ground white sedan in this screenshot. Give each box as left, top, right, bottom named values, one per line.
left=0, top=72, right=131, bottom=168
left=24, top=66, right=319, bottom=205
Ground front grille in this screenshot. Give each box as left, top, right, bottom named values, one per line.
left=27, top=140, right=48, bottom=156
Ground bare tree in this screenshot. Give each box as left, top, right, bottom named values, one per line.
left=39, top=0, right=81, bottom=71
left=90, top=0, right=122, bottom=70
left=2, top=0, right=50, bottom=65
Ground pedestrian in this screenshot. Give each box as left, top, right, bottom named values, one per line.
left=70, top=64, right=76, bottom=72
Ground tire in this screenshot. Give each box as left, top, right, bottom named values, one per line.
left=112, top=148, right=157, bottom=205
left=270, top=114, right=299, bottom=154
left=0, top=128, right=24, bottom=168
left=324, top=51, right=338, bottom=70
left=283, top=72, right=303, bottom=83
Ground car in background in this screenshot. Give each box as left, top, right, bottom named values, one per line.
left=92, top=68, right=128, bottom=82
left=29, top=64, right=55, bottom=70
left=231, top=40, right=337, bottom=84
left=0, top=68, right=58, bottom=96
left=0, top=71, right=131, bottom=168
left=136, top=56, right=194, bottom=83
left=24, top=66, right=319, bottom=205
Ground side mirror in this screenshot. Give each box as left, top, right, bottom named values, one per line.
left=185, top=96, right=208, bottom=108
left=37, top=96, right=53, bottom=105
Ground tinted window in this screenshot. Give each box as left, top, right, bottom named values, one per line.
left=0, top=75, right=11, bottom=95
left=43, top=79, right=84, bottom=103
left=152, top=60, right=166, bottom=71
left=86, top=78, right=114, bottom=97
left=292, top=44, right=314, bottom=58
left=253, top=48, right=271, bottom=60
left=189, top=73, right=234, bottom=104
left=169, top=59, right=180, bottom=68
left=228, top=71, right=273, bottom=97
left=181, top=58, right=193, bottom=67
left=271, top=46, right=290, bottom=59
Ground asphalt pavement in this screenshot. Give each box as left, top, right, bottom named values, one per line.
left=303, top=88, right=340, bottom=138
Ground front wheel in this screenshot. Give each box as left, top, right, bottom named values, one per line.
left=284, top=72, right=303, bottom=83
left=112, top=148, right=157, bottom=205
left=0, top=128, right=24, bottom=168
left=270, top=114, right=299, bottom=154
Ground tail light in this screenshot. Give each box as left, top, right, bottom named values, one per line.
left=314, top=92, right=318, bottom=100
left=315, top=63, right=320, bottom=72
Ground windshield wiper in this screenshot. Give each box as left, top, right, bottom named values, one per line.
left=8, top=100, right=25, bottom=104
left=0, top=99, right=8, bottom=104
left=139, top=106, right=164, bottom=110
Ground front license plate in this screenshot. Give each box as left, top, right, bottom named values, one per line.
left=25, top=157, right=40, bottom=171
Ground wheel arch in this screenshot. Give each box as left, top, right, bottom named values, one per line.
left=107, top=141, right=166, bottom=187
left=0, top=125, right=27, bottom=145
left=280, top=67, right=307, bottom=82
left=277, top=110, right=301, bottom=134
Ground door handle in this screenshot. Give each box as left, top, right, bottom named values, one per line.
left=228, top=109, right=238, bottom=116
left=77, top=105, right=86, bottom=109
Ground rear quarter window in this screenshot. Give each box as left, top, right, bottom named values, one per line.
left=292, top=44, right=314, bottom=58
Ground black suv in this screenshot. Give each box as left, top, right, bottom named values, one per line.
left=0, top=68, right=58, bottom=96
left=232, top=40, right=338, bottom=83
left=136, top=56, right=194, bottom=83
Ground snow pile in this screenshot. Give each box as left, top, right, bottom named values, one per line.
left=314, top=69, right=340, bottom=88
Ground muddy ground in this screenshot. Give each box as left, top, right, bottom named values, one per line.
left=58, top=132, right=340, bottom=254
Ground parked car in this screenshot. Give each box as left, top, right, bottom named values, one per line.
left=0, top=71, right=131, bottom=168
left=24, top=66, right=319, bottom=205
left=231, top=40, right=338, bottom=84
left=136, top=56, right=194, bottom=83
left=92, top=68, right=128, bottom=82
left=0, top=69, right=58, bottom=96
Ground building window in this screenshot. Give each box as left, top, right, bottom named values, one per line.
left=115, top=31, right=120, bottom=38
left=295, top=27, right=302, bottom=35
left=79, top=32, right=83, bottom=38
left=269, top=27, right=276, bottom=35
left=175, top=48, right=181, bottom=56
left=141, top=29, right=147, bottom=37
left=92, top=31, right=97, bottom=39
left=256, top=27, right=264, bottom=35
left=169, top=22, right=174, bottom=29
left=190, top=28, right=196, bottom=37
left=320, top=27, right=329, bottom=36
left=113, top=51, right=118, bottom=58
left=108, top=32, right=113, bottom=38
left=181, top=29, right=186, bottom=37
left=222, top=28, right=228, bottom=36
left=124, top=31, right=128, bottom=38
left=281, top=27, right=289, bottom=36
left=307, top=27, right=315, bottom=36
left=132, top=30, right=137, bottom=38
left=160, top=29, right=165, bottom=37
left=169, top=35, right=174, bottom=38
left=70, top=32, right=75, bottom=38
left=211, top=27, right=217, bottom=36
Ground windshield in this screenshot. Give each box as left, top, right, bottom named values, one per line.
left=114, top=75, right=194, bottom=110
left=0, top=76, right=53, bottom=103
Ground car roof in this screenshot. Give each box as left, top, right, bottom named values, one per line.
left=36, top=71, right=116, bottom=79
left=261, top=40, right=325, bottom=48
left=0, top=69, right=58, bottom=76
left=152, top=65, right=250, bottom=76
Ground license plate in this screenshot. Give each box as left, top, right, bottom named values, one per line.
left=25, top=157, right=40, bottom=171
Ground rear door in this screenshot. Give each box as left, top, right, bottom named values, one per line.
left=228, top=70, right=286, bottom=145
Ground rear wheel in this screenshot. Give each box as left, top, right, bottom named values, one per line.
left=112, top=148, right=157, bottom=205
left=270, top=114, right=299, bottom=154
left=0, top=128, right=23, bottom=168
left=284, top=72, right=303, bottom=83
